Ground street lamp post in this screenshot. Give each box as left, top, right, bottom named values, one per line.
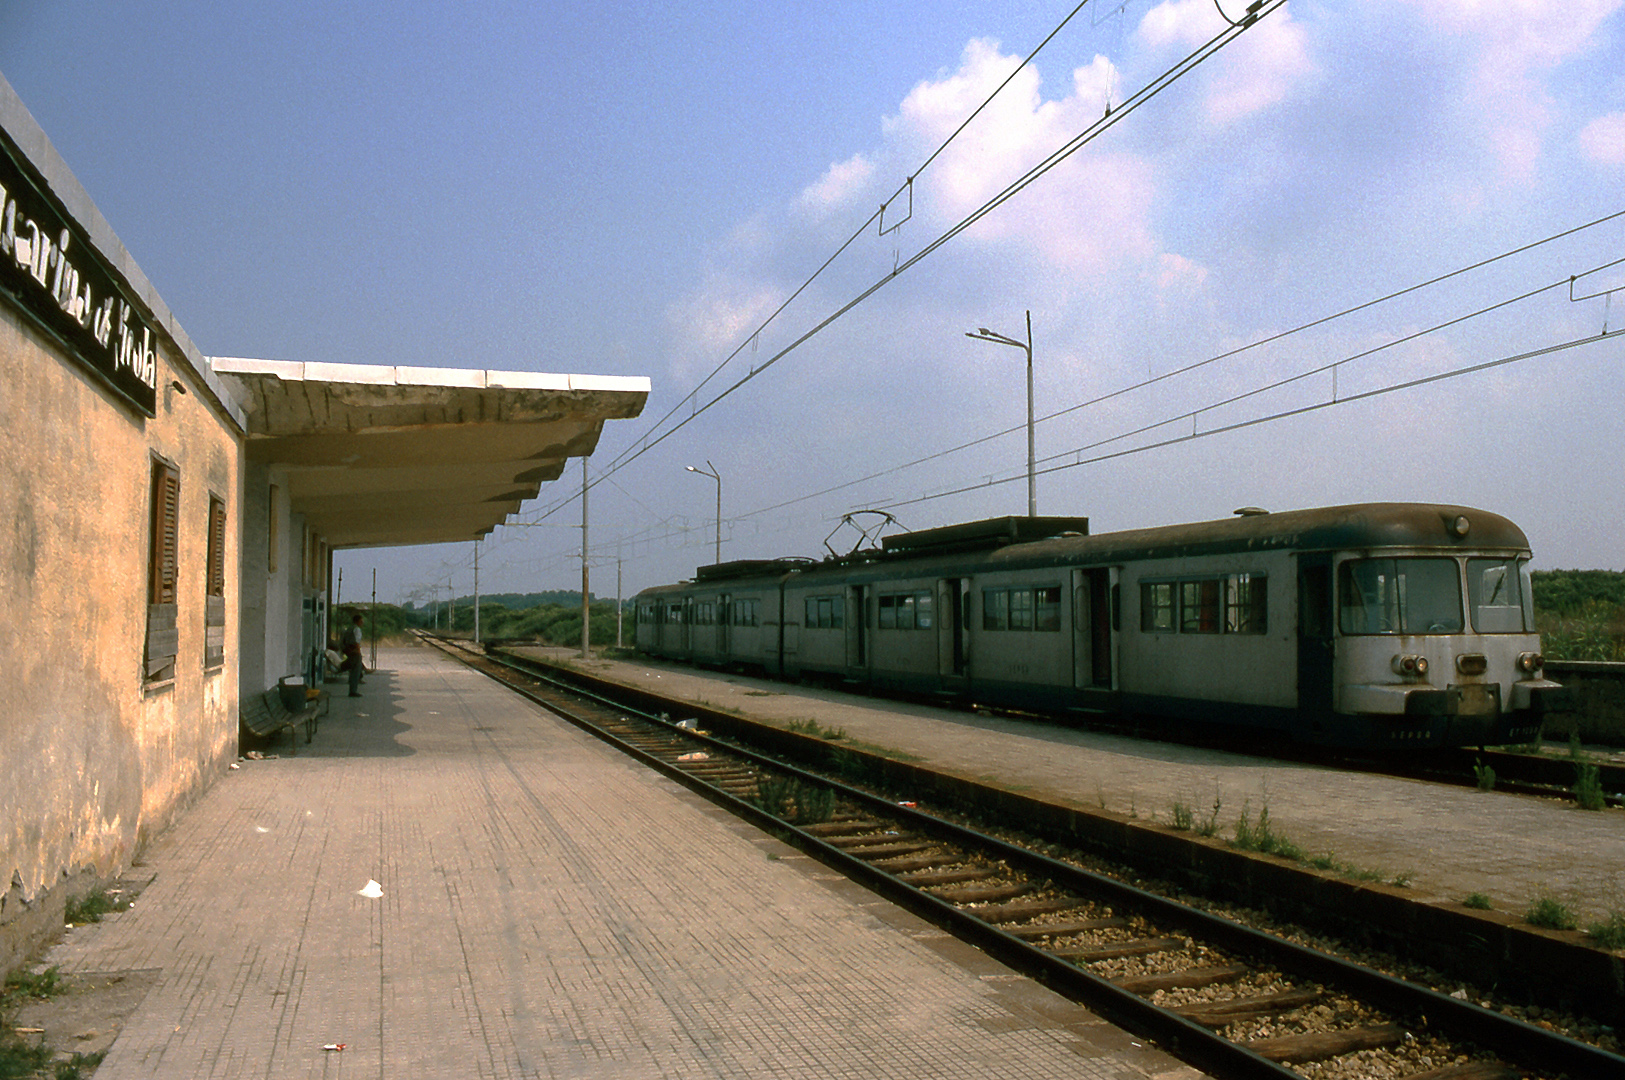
left=966, top=310, right=1036, bottom=518
left=685, top=461, right=722, bottom=564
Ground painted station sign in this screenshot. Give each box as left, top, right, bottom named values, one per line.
left=0, top=130, right=159, bottom=417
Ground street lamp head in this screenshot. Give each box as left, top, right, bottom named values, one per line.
left=685, top=465, right=699, bottom=473
left=978, top=328, right=992, bottom=335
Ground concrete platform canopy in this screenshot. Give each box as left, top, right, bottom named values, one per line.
left=214, top=357, right=649, bottom=548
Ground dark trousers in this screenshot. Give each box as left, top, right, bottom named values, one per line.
left=345, top=651, right=363, bottom=695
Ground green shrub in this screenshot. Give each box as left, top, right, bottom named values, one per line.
left=1232, top=801, right=1303, bottom=861
left=1587, top=912, right=1625, bottom=950
left=1463, top=892, right=1494, bottom=910
left=1472, top=759, right=1496, bottom=792
left=1525, top=895, right=1578, bottom=931
left=65, top=888, right=127, bottom=924
left=52, top=1051, right=107, bottom=1080
left=0, top=1036, right=53, bottom=1080
left=1574, top=764, right=1606, bottom=811
left=2, top=966, right=62, bottom=1000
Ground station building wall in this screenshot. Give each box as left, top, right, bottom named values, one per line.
left=1, top=78, right=245, bottom=970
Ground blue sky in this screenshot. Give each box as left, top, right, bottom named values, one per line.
left=4, top=0, right=1623, bottom=605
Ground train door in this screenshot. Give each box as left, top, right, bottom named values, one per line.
left=718, top=592, right=731, bottom=657
left=936, top=578, right=969, bottom=679
left=845, top=585, right=868, bottom=673
left=1297, top=553, right=1335, bottom=730
left=1071, top=568, right=1117, bottom=691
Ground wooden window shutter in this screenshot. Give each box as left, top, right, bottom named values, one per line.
left=147, top=458, right=181, bottom=683
left=150, top=461, right=180, bottom=605
left=207, top=496, right=226, bottom=596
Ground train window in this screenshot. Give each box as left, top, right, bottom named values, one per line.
left=1468, top=558, right=1530, bottom=633
left=1141, top=582, right=1175, bottom=632
left=733, top=598, right=760, bottom=627
left=1009, top=589, right=1034, bottom=630
left=877, top=590, right=931, bottom=630
left=1225, top=574, right=1267, bottom=634
left=805, top=596, right=841, bottom=629
left=1180, top=580, right=1221, bottom=634
left=1035, top=586, right=1061, bottom=631
left=1339, top=557, right=1463, bottom=635
left=983, top=589, right=1008, bottom=631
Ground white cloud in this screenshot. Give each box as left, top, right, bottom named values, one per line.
left=1394, top=0, right=1625, bottom=179
left=884, top=40, right=1156, bottom=272
left=1137, top=0, right=1316, bottom=125
left=799, top=152, right=876, bottom=213
left=1578, top=112, right=1625, bottom=166
left=663, top=274, right=787, bottom=381
left=1157, top=252, right=1209, bottom=291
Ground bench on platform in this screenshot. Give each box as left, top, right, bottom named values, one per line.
left=238, top=686, right=328, bottom=755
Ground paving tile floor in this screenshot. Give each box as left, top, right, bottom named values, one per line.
left=520, top=647, right=1625, bottom=924
left=42, top=644, right=1200, bottom=1080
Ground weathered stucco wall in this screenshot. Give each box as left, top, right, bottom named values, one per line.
left=0, top=307, right=241, bottom=969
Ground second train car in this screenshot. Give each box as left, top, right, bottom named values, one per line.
left=633, top=504, right=1568, bottom=749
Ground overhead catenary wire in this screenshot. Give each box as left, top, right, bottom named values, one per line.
left=602, top=0, right=1105, bottom=480
left=869, top=326, right=1623, bottom=513
left=517, top=3, right=1284, bottom=531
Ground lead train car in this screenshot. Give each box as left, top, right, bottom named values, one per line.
left=634, top=504, right=1568, bottom=749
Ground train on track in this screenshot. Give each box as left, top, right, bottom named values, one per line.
left=633, top=503, right=1570, bottom=749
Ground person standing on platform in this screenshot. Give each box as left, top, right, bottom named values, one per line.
left=342, top=613, right=365, bottom=697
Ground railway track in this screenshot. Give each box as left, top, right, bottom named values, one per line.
left=424, top=634, right=1623, bottom=1080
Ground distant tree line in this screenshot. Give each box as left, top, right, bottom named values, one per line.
left=1532, top=570, right=1625, bottom=662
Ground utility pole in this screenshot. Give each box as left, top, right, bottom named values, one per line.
left=580, top=457, right=590, bottom=659
left=473, top=541, right=481, bottom=644
left=615, top=556, right=623, bottom=648
left=966, top=310, right=1036, bottom=517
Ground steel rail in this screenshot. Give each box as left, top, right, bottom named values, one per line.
left=431, top=637, right=1625, bottom=1078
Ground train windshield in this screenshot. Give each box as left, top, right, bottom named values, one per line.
left=1467, top=557, right=1534, bottom=633
left=1338, top=557, right=1464, bottom=635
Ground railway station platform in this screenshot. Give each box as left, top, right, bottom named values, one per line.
left=34, top=643, right=1200, bottom=1080
left=514, top=645, right=1625, bottom=928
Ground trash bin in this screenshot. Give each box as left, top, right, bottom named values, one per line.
left=278, top=676, right=307, bottom=712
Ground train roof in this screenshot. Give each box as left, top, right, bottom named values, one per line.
left=635, top=504, right=1532, bottom=597
left=985, top=502, right=1530, bottom=568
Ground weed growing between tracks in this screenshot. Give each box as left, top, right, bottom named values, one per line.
left=750, top=775, right=835, bottom=824
left=1472, top=759, right=1496, bottom=791
left=1463, top=892, right=1494, bottom=910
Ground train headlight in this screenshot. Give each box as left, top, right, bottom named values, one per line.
left=1391, top=654, right=1428, bottom=677
left=1517, top=652, right=1543, bottom=674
